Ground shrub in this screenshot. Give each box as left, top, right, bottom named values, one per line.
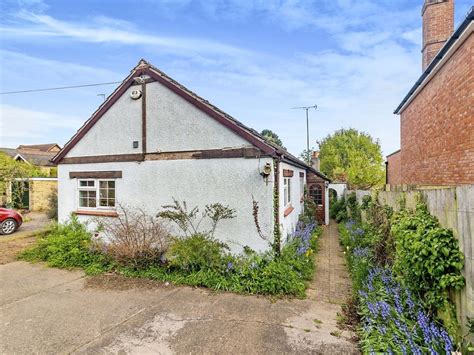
left=330, top=195, right=345, bottom=219
left=20, top=215, right=108, bottom=273
left=391, top=203, right=465, bottom=312
left=97, top=206, right=170, bottom=269
left=166, top=233, right=231, bottom=273
left=340, top=222, right=456, bottom=354
left=157, top=199, right=235, bottom=237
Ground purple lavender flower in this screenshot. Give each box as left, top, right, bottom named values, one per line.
left=440, top=329, right=453, bottom=353
left=417, top=310, right=432, bottom=345
left=377, top=301, right=391, bottom=320
left=226, top=262, right=233, bottom=271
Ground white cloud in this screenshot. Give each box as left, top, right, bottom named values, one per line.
left=0, top=104, right=83, bottom=146
left=1, top=12, right=252, bottom=58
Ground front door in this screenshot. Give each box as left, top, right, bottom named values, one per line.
left=309, top=184, right=324, bottom=224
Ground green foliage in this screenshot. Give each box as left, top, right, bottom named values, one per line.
left=391, top=203, right=465, bottom=310
left=0, top=152, right=44, bottom=208
left=20, top=215, right=109, bottom=273
left=340, top=222, right=456, bottom=353
left=318, top=128, right=384, bottom=189
left=360, top=194, right=394, bottom=265
left=166, top=234, right=231, bottom=273
left=330, top=196, right=346, bottom=221
left=298, top=194, right=317, bottom=225
left=20, top=213, right=321, bottom=298
left=260, top=129, right=285, bottom=149
left=126, top=224, right=320, bottom=297
left=157, top=199, right=236, bottom=237
left=299, top=147, right=316, bottom=165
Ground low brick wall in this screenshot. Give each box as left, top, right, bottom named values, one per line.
left=29, top=178, right=57, bottom=212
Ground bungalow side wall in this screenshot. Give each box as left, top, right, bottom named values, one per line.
left=279, top=161, right=306, bottom=243
left=58, top=157, right=274, bottom=253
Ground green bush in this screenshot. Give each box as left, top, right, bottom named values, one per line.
left=20, top=215, right=109, bottom=273
left=166, top=233, right=231, bottom=273
left=330, top=196, right=345, bottom=219
left=392, top=203, right=465, bottom=311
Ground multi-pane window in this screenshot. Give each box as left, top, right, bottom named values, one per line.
left=78, top=180, right=115, bottom=209
left=99, top=181, right=115, bottom=207
left=310, top=184, right=323, bottom=205
left=283, top=177, right=291, bottom=206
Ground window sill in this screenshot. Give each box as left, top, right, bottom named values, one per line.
left=74, top=210, right=118, bottom=217
left=283, top=206, right=294, bottom=217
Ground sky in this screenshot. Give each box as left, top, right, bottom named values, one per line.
left=0, top=0, right=472, bottom=157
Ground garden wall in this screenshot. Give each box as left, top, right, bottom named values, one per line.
left=347, top=185, right=473, bottom=338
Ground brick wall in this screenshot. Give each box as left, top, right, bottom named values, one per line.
left=386, top=151, right=402, bottom=185
left=400, top=33, right=474, bottom=185
left=29, top=179, right=57, bottom=212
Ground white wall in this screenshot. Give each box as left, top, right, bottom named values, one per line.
left=58, top=157, right=274, bottom=253
left=279, top=162, right=306, bottom=243
left=146, top=82, right=249, bottom=152
left=67, top=81, right=250, bottom=157
left=67, top=85, right=142, bottom=157
left=328, top=183, right=347, bottom=200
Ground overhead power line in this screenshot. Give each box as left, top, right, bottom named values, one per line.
left=0, top=81, right=122, bottom=95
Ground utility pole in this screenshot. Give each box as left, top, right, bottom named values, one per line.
left=292, top=104, right=317, bottom=163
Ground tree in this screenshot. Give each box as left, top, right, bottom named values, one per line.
left=299, top=147, right=316, bottom=165
left=260, top=129, right=285, bottom=149
left=318, top=128, right=385, bottom=189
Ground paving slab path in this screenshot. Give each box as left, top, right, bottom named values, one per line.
left=0, top=222, right=358, bottom=354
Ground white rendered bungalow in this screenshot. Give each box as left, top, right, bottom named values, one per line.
left=53, top=60, right=330, bottom=253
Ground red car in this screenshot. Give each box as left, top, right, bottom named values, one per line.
left=0, top=208, right=23, bottom=235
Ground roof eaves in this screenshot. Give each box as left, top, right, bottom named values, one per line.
left=394, top=8, right=473, bottom=114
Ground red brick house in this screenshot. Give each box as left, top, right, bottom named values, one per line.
left=387, top=1, right=473, bottom=186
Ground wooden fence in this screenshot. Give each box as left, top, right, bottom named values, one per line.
left=347, top=185, right=473, bottom=338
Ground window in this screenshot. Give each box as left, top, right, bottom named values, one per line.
left=309, top=184, right=323, bottom=205
left=283, top=177, right=291, bottom=206
left=299, top=175, right=305, bottom=198
left=78, top=179, right=116, bottom=209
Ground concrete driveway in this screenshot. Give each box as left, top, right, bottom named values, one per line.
left=0, top=224, right=358, bottom=354
left=0, top=263, right=355, bottom=354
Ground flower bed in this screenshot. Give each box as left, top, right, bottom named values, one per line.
left=21, top=217, right=321, bottom=297
left=340, top=221, right=454, bottom=354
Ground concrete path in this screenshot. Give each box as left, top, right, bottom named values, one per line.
left=0, top=223, right=358, bottom=354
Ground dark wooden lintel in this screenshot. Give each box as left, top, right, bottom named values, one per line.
left=61, top=153, right=144, bottom=164
left=69, top=171, right=123, bottom=179
left=61, top=147, right=264, bottom=164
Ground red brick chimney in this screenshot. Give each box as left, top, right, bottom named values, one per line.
left=422, top=0, right=455, bottom=70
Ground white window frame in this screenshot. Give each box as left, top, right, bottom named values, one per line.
left=283, top=177, right=291, bottom=207
left=299, top=175, right=305, bottom=200
left=77, top=179, right=116, bottom=211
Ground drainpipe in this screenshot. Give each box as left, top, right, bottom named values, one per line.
left=141, top=80, right=147, bottom=155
